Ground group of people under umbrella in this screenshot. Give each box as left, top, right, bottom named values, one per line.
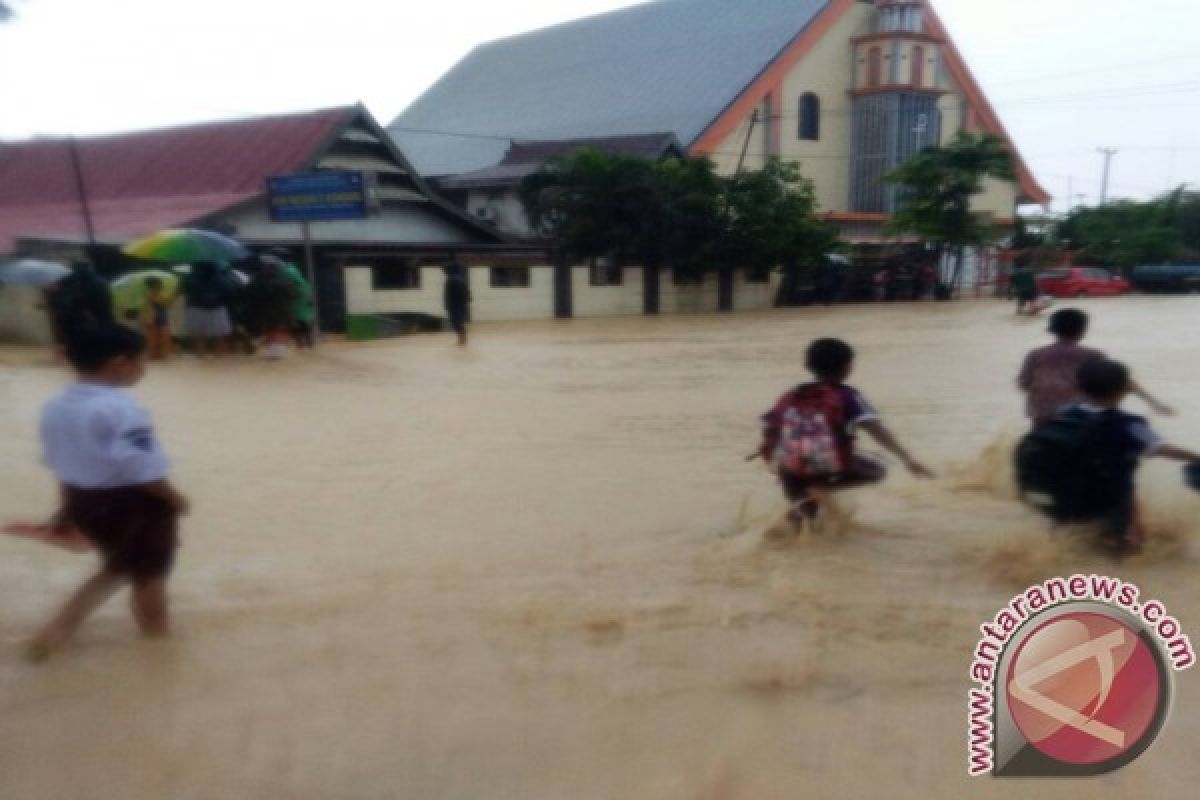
left=0, top=230, right=316, bottom=360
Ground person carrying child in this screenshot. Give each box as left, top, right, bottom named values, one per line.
left=1017, top=358, right=1200, bottom=554
left=1018, top=309, right=1173, bottom=425
left=758, top=338, right=935, bottom=521
left=26, top=322, right=188, bottom=661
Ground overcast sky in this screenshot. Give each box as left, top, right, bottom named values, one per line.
left=2, top=0, right=1198, bottom=212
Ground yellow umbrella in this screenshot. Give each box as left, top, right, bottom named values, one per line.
left=110, top=269, right=180, bottom=322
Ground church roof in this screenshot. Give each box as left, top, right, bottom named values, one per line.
left=390, top=0, right=830, bottom=178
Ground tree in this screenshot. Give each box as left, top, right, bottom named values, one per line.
left=1057, top=188, right=1192, bottom=270
left=520, top=150, right=839, bottom=308
left=885, top=132, right=1015, bottom=295
left=715, top=158, right=840, bottom=296
left=519, top=147, right=659, bottom=267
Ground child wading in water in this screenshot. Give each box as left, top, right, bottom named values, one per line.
left=1018, top=309, right=1172, bottom=425
left=758, top=338, right=934, bottom=522
left=27, top=323, right=188, bottom=661
left=1018, top=358, right=1199, bottom=554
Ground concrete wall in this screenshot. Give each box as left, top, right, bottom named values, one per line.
left=571, top=267, right=644, bottom=318
left=734, top=271, right=783, bottom=312
left=0, top=285, right=53, bottom=344
left=345, top=265, right=781, bottom=322
left=345, top=265, right=555, bottom=321
left=466, top=266, right=555, bottom=322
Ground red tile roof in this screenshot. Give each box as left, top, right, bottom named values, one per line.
left=0, top=106, right=354, bottom=253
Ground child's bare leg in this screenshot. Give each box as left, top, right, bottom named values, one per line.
left=27, top=570, right=126, bottom=661
left=131, top=578, right=169, bottom=638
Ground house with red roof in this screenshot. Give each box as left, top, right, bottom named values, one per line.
left=0, top=104, right=521, bottom=332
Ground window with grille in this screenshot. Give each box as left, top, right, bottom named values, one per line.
left=799, top=93, right=820, bottom=140
left=490, top=267, right=530, bottom=288
left=912, top=45, right=926, bottom=86
left=867, top=47, right=883, bottom=88
left=589, top=263, right=623, bottom=286
left=371, top=264, right=420, bottom=290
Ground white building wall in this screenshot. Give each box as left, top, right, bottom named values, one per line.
left=343, top=265, right=781, bottom=324
left=0, top=285, right=53, bottom=344
left=659, top=273, right=720, bottom=314
left=466, top=190, right=532, bottom=237
left=571, top=267, right=644, bottom=317
left=466, top=266, right=555, bottom=322
left=734, top=271, right=783, bottom=311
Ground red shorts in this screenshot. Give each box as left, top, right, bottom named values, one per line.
left=65, top=486, right=178, bottom=581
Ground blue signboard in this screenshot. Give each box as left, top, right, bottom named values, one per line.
left=267, top=171, right=368, bottom=222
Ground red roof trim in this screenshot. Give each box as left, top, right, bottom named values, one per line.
left=921, top=2, right=1051, bottom=205
left=690, top=0, right=857, bottom=155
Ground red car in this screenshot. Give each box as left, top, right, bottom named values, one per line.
left=1036, top=267, right=1130, bottom=298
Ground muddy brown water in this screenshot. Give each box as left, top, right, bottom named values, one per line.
left=2, top=298, right=1198, bottom=798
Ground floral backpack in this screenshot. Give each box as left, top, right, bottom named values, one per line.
left=772, top=384, right=850, bottom=479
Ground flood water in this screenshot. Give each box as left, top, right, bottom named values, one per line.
left=2, top=297, right=1198, bottom=798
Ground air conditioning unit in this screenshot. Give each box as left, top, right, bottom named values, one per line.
left=475, top=206, right=496, bottom=222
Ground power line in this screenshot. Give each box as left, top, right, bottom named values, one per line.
left=983, top=52, right=1200, bottom=88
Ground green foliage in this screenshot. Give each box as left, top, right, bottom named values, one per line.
left=1058, top=188, right=1200, bottom=269
left=519, top=150, right=838, bottom=279
left=885, top=132, right=1015, bottom=247
left=885, top=132, right=1016, bottom=292
left=715, top=158, right=841, bottom=281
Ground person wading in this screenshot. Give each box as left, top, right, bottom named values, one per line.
left=443, top=261, right=472, bottom=347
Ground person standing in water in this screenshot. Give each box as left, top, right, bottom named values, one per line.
left=1011, top=266, right=1038, bottom=314
left=1017, top=309, right=1173, bottom=425
left=443, top=260, right=471, bottom=347
left=29, top=322, right=188, bottom=661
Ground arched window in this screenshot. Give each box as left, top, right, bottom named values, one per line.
left=911, top=45, right=925, bottom=86
left=798, top=93, right=820, bottom=141
left=867, top=46, right=883, bottom=88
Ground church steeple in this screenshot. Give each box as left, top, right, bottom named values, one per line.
left=848, top=0, right=948, bottom=212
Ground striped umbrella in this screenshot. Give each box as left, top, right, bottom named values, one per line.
left=122, top=229, right=249, bottom=265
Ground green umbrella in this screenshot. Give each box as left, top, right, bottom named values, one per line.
left=110, top=269, right=180, bottom=321
left=122, top=229, right=249, bottom=264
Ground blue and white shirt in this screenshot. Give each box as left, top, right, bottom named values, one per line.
left=40, top=383, right=170, bottom=489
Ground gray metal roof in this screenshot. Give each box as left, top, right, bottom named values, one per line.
left=436, top=133, right=684, bottom=190
left=390, top=0, right=831, bottom=177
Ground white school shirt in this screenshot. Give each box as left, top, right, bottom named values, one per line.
left=40, top=383, right=170, bottom=489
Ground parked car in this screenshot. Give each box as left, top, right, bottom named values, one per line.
left=1131, top=265, right=1200, bottom=294
left=1036, top=267, right=1130, bottom=298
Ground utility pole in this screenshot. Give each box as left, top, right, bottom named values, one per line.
left=735, top=109, right=760, bottom=175
left=1097, top=147, right=1118, bottom=205
left=67, top=137, right=97, bottom=248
